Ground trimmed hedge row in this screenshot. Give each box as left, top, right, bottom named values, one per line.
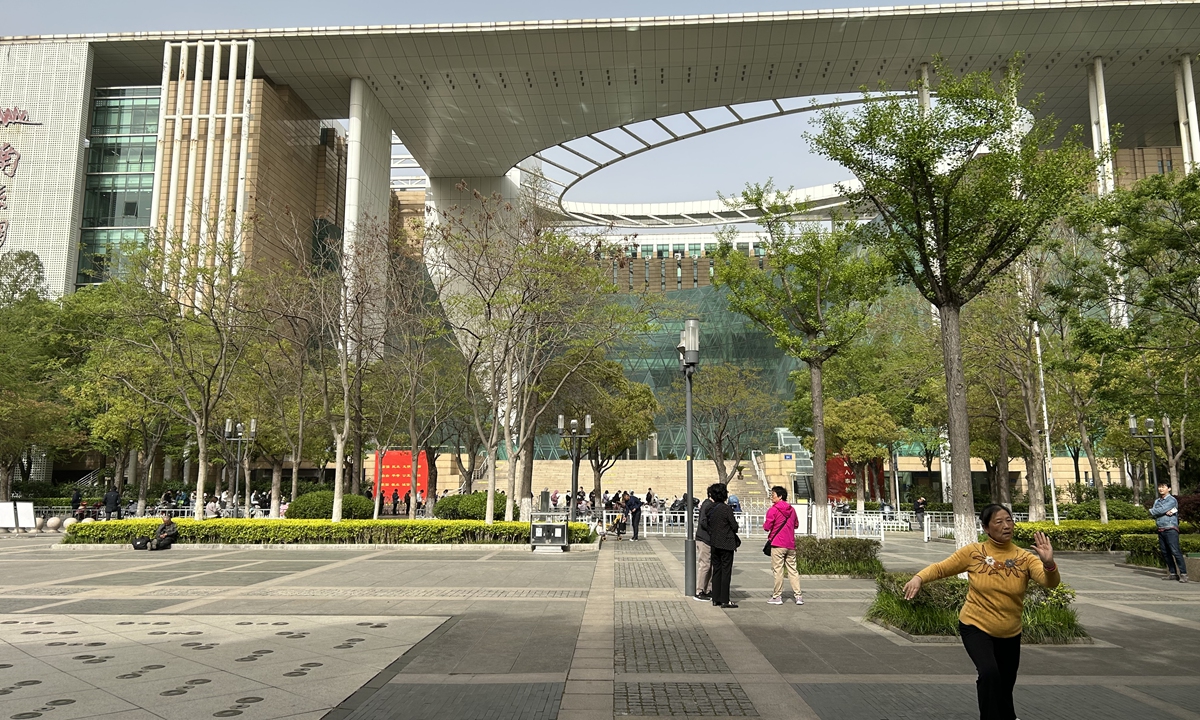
left=1120, top=533, right=1200, bottom=568
left=1065, top=499, right=1149, bottom=521
left=794, top=537, right=884, bottom=577
left=1014, top=520, right=1160, bottom=551
left=63, top=518, right=595, bottom=545
left=284, top=491, right=374, bottom=520
left=867, top=572, right=1087, bottom=643
left=434, top=492, right=514, bottom=521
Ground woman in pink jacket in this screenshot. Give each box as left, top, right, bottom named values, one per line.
left=764, top=486, right=803, bottom=606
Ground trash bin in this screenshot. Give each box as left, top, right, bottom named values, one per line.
left=530, top=521, right=569, bottom=552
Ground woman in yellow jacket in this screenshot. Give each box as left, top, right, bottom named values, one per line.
left=903, top=504, right=1058, bottom=720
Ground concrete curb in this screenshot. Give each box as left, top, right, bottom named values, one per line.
left=50, top=542, right=600, bottom=552
left=866, top=618, right=1096, bottom=645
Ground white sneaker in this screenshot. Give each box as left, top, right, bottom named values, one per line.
left=795, top=596, right=804, bottom=605
left=767, top=596, right=783, bottom=605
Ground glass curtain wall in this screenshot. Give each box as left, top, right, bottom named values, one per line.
left=77, top=87, right=160, bottom=286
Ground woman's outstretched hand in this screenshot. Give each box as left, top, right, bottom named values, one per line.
left=1031, top=531, right=1055, bottom=565
left=902, top=574, right=923, bottom=600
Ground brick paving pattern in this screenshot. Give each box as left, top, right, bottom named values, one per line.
left=615, top=682, right=758, bottom=716
left=616, top=601, right=730, bottom=673
left=614, top=541, right=658, bottom=555
left=794, top=683, right=1163, bottom=720
left=615, top=558, right=675, bottom=588
left=344, top=683, right=563, bottom=720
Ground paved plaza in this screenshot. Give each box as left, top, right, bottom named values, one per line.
left=0, top=533, right=1195, bottom=720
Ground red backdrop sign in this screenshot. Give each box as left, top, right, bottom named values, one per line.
left=376, top=450, right=429, bottom=498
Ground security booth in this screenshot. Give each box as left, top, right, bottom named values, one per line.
left=530, top=511, right=570, bottom=552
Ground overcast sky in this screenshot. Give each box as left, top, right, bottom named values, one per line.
left=10, top=0, right=874, bottom=205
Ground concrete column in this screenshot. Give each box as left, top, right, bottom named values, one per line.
left=1175, top=63, right=1194, bottom=169
left=1182, top=56, right=1200, bottom=170
left=1090, top=57, right=1114, bottom=195
left=343, top=78, right=393, bottom=249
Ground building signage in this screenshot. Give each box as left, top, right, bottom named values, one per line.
left=0, top=108, right=40, bottom=128
left=0, top=108, right=33, bottom=248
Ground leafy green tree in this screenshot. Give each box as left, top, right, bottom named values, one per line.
left=662, top=363, right=779, bottom=485
left=714, top=183, right=890, bottom=536
left=824, top=395, right=900, bottom=514
left=810, top=57, right=1099, bottom=544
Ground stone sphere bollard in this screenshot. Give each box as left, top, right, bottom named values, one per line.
left=35, top=517, right=45, bottom=531
left=45, top=516, right=62, bottom=531
left=80, top=517, right=95, bottom=524
left=62, top=517, right=77, bottom=530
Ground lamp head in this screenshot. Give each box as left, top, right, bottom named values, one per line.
left=1128, top=415, right=1137, bottom=434
left=558, top=414, right=565, bottom=435
left=225, top=418, right=233, bottom=437
left=570, top=418, right=579, bottom=434
left=584, top=414, right=592, bottom=435
left=1146, top=417, right=1155, bottom=432
left=249, top=419, right=257, bottom=438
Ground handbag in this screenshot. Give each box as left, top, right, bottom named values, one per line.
left=762, top=507, right=793, bottom=556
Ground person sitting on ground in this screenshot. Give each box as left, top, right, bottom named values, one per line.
left=148, top=511, right=178, bottom=551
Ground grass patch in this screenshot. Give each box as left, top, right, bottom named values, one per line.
left=63, top=518, right=595, bottom=545
left=866, top=572, right=1089, bottom=644
left=794, top=537, right=884, bottom=577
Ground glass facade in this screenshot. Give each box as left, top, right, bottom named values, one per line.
left=77, top=87, right=160, bottom=286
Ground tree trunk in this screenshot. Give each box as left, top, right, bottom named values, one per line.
left=134, top=451, right=147, bottom=517
left=808, top=359, right=830, bottom=538
left=1078, top=419, right=1107, bottom=524
left=0, top=464, right=11, bottom=502
left=331, top=431, right=346, bottom=522
left=193, top=432, right=209, bottom=521
left=409, top=417, right=420, bottom=520
left=997, top=421, right=1011, bottom=507
left=243, top=451, right=253, bottom=518
left=112, top=449, right=125, bottom=493
left=937, top=304, right=978, bottom=547
left=1163, top=415, right=1184, bottom=497
left=985, top=459, right=998, bottom=504
left=271, top=460, right=283, bottom=518
left=485, top=446, right=497, bottom=524
left=425, top=446, right=440, bottom=503
left=1025, top=446, right=1047, bottom=522
left=518, top=430, right=535, bottom=521
left=854, top=464, right=866, bottom=515
left=457, top=452, right=473, bottom=494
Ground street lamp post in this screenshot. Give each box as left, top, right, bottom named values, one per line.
left=1129, top=416, right=1165, bottom=490
left=677, top=318, right=700, bottom=598
left=559, top=414, right=592, bottom=522
left=224, top=418, right=257, bottom=517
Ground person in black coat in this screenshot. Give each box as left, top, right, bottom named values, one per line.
left=705, top=483, right=740, bottom=608
left=71, top=488, right=82, bottom=513
left=103, top=487, right=122, bottom=521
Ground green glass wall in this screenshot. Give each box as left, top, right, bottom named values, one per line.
left=77, top=87, right=160, bottom=286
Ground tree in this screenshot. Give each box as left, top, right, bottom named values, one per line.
left=824, top=395, right=900, bottom=514
left=662, top=363, right=779, bottom=484
left=810, top=56, right=1099, bottom=545
left=713, top=183, right=891, bottom=536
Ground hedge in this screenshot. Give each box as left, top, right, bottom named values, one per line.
left=62, top=518, right=595, bottom=545
left=284, top=491, right=374, bottom=520
left=1120, top=533, right=1200, bottom=568
left=434, top=492, right=516, bottom=521
left=866, top=572, right=1088, bottom=643
left=1014, top=520, right=1160, bottom=551
left=794, top=537, right=884, bottom=577
left=1065, top=499, right=1149, bottom=521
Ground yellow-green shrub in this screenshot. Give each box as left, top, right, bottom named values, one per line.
left=1014, top=520, right=1159, bottom=551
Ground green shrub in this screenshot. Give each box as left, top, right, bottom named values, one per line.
left=794, top=537, right=884, bottom=577
left=1065, top=498, right=1149, bottom=521
left=1014, top=520, right=1159, bottom=550
left=63, top=518, right=595, bottom=545
left=284, top=491, right=374, bottom=520
left=1177, top=494, right=1200, bottom=528
left=866, top=572, right=1088, bottom=643
left=433, top=492, right=515, bottom=521
left=1120, top=533, right=1200, bottom=567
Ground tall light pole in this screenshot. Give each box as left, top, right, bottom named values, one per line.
left=678, top=318, right=700, bottom=597
left=224, top=418, right=256, bottom=517
left=1129, top=416, right=1165, bottom=489
left=559, top=414, right=592, bottom=522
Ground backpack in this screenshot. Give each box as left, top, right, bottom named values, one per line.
left=131, top=536, right=149, bottom=550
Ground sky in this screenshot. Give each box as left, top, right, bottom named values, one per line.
left=8, top=0, right=880, bottom=206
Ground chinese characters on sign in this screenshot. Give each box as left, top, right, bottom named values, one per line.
left=0, top=128, right=27, bottom=248
left=0, top=108, right=41, bottom=129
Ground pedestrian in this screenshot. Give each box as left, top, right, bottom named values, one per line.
left=915, top=496, right=928, bottom=529
left=705, top=484, right=740, bottom=608
left=764, top=485, right=803, bottom=606
left=692, top=483, right=718, bottom=602
left=1151, top=481, right=1189, bottom=582
left=404, top=490, right=411, bottom=515
left=103, top=486, right=121, bottom=521
left=728, top=492, right=741, bottom=514
left=391, top=489, right=399, bottom=516
left=612, top=494, right=626, bottom=540
left=645, top=487, right=655, bottom=508
left=70, top=487, right=82, bottom=513
left=626, top=490, right=643, bottom=541
left=903, top=504, right=1059, bottom=720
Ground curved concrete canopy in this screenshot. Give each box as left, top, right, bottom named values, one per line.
left=9, top=1, right=1199, bottom=181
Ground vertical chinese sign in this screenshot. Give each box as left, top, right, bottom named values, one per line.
left=0, top=108, right=42, bottom=250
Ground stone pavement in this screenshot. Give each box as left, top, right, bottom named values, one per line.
left=0, top=532, right=1196, bottom=719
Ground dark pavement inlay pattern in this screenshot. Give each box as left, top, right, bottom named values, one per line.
left=615, top=558, right=675, bottom=588
left=616, top=682, right=758, bottom=716
left=616, top=601, right=729, bottom=673
left=342, top=682, right=563, bottom=720
left=794, top=683, right=1163, bottom=719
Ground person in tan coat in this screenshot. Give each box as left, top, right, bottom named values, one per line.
left=903, top=504, right=1058, bottom=720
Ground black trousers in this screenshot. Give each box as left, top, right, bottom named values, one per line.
left=630, top=510, right=642, bottom=539
left=710, top=547, right=735, bottom=605
left=959, top=622, right=1021, bottom=720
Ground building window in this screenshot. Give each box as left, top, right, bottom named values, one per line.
left=77, top=86, right=160, bottom=287
left=657, top=244, right=669, bottom=259
left=688, top=243, right=701, bottom=258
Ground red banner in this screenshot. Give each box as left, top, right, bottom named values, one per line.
left=376, top=450, right=429, bottom=498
